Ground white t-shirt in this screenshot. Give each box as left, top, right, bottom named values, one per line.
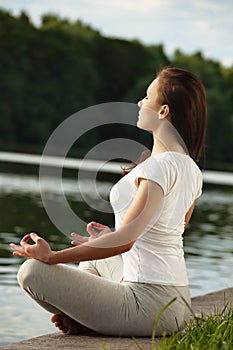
left=109, top=152, right=203, bottom=286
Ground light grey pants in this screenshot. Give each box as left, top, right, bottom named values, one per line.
left=17, top=255, right=191, bottom=337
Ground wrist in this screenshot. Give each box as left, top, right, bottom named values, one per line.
left=46, top=250, right=58, bottom=264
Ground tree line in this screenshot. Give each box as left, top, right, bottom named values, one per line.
left=0, top=9, right=232, bottom=170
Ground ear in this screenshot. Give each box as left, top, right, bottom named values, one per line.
left=158, top=104, right=170, bottom=119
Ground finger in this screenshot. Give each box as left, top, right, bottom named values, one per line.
left=98, top=229, right=109, bottom=237
left=87, top=222, right=110, bottom=236
left=20, top=234, right=31, bottom=246
left=88, top=222, right=108, bottom=229
left=10, top=243, right=24, bottom=253
left=70, top=233, right=88, bottom=243
left=86, top=225, right=99, bottom=236
left=10, top=243, right=19, bottom=249
left=13, top=251, right=28, bottom=258
left=29, top=232, right=41, bottom=243
left=71, top=240, right=80, bottom=246
left=91, top=223, right=111, bottom=234
left=102, top=227, right=112, bottom=234
left=86, top=222, right=96, bottom=234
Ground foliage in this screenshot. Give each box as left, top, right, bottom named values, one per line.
left=154, top=306, right=233, bottom=350
left=0, top=9, right=232, bottom=168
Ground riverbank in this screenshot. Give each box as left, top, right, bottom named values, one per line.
left=1, top=287, right=232, bottom=350
left=0, top=151, right=233, bottom=185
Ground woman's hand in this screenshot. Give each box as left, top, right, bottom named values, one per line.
left=10, top=233, right=54, bottom=264
left=71, top=221, right=112, bottom=246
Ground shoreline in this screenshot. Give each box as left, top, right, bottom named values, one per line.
left=1, top=286, right=232, bottom=350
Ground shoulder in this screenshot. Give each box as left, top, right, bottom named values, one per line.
left=148, top=152, right=202, bottom=194
left=132, top=154, right=175, bottom=195
left=152, top=152, right=202, bottom=174
left=141, top=152, right=177, bottom=175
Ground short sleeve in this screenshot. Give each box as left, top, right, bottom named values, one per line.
left=195, top=171, right=203, bottom=199
left=131, top=156, right=175, bottom=196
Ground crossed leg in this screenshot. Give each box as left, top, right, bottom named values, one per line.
left=50, top=256, right=123, bottom=334
left=50, top=269, right=99, bottom=334
left=50, top=313, right=92, bottom=334
left=17, top=257, right=190, bottom=337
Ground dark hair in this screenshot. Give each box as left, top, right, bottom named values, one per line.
left=156, top=67, right=207, bottom=162
left=122, top=67, right=207, bottom=175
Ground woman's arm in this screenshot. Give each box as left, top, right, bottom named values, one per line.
left=10, top=179, right=164, bottom=264
left=50, top=179, right=164, bottom=264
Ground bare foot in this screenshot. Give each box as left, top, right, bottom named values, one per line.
left=51, top=314, right=92, bottom=335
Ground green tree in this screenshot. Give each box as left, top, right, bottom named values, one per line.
left=0, top=9, right=232, bottom=168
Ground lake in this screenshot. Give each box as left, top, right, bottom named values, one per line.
left=0, top=155, right=232, bottom=345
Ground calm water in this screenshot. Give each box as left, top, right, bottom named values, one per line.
left=0, top=164, right=232, bottom=345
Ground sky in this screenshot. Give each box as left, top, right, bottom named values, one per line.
left=0, top=0, right=232, bottom=67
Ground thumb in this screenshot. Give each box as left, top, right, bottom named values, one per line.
left=29, top=232, right=41, bottom=243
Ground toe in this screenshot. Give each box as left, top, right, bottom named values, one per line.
left=51, top=313, right=63, bottom=323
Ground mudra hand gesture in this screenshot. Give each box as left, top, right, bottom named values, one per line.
left=10, top=233, right=53, bottom=263
left=10, top=221, right=111, bottom=263
left=71, top=221, right=111, bottom=246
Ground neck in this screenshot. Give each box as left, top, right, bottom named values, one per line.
left=151, top=136, right=168, bottom=155
left=151, top=120, right=189, bottom=156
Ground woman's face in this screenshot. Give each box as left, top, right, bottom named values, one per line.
left=137, top=78, right=161, bottom=131
left=137, top=78, right=159, bottom=111
left=137, top=78, right=170, bottom=131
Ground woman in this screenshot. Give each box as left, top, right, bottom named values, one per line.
left=10, top=67, right=207, bottom=337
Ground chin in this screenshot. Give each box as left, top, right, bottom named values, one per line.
left=137, top=121, right=150, bottom=131
left=137, top=120, right=144, bottom=129
left=137, top=123, right=144, bottom=131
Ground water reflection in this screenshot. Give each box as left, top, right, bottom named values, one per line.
left=183, top=186, right=233, bottom=296
left=0, top=173, right=232, bottom=290
left=0, top=172, right=232, bottom=345
left=0, top=285, right=55, bottom=346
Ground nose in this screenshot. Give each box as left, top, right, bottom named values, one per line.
left=137, top=100, right=142, bottom=108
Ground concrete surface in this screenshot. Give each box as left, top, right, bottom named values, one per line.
left=1, top=287, right=232, bottom=350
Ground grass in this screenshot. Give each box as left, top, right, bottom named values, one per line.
left=102, top=303, right=233, bottom=350
left=136, top=304, right=233, bottom=350
left=157, top=308, right=232, bottom=349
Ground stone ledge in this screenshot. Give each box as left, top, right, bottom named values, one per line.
left=1, top=287, right=232, bottom=350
